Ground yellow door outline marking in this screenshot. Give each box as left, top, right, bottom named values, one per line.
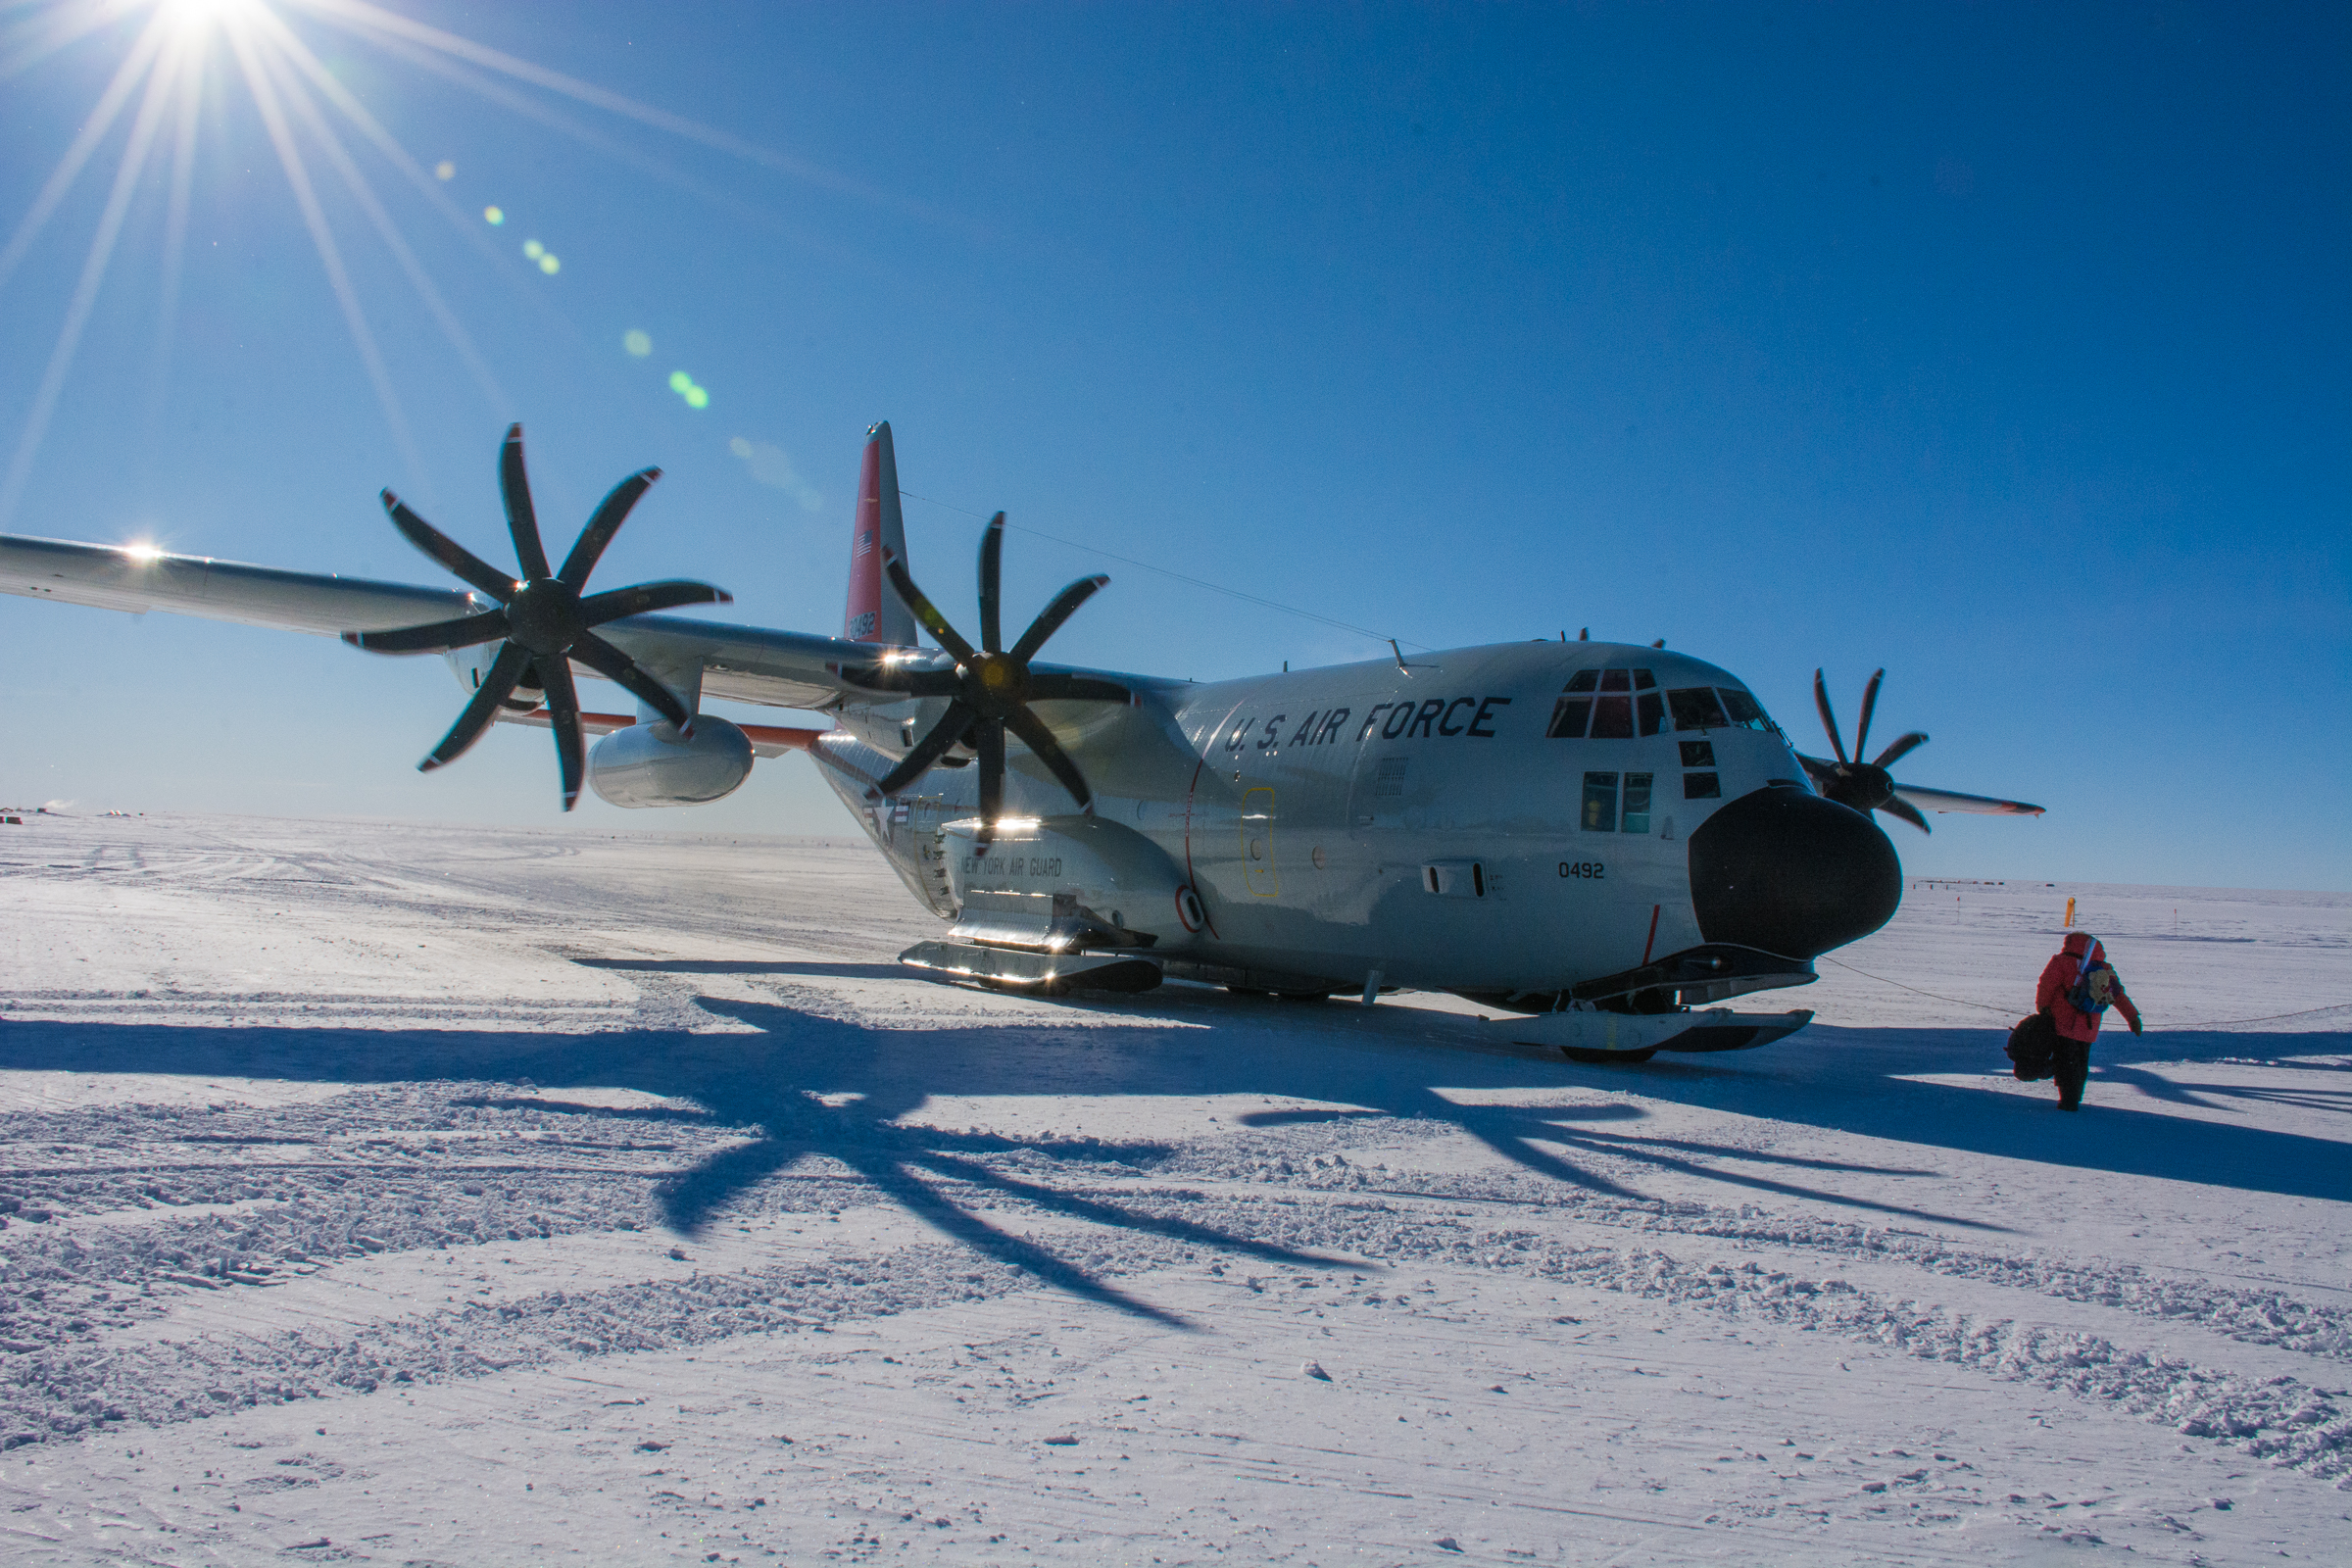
left=1242, top=786, right=1280, bottom=898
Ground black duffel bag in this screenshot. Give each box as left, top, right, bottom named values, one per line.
left=2006, top=1009, right=2059, bottom=1081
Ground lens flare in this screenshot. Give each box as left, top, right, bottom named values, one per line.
left=537, top=253, right=560, bottom=273
left=483, top=205, right=504, bottom=224
left=433, top=160, right=454, bottom=180
left=622, top=329, right=651, bottom=356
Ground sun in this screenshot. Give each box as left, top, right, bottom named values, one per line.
left=161, top=0, right=253, bottom=31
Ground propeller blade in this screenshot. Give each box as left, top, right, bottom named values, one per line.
left=1004, top=705, right=1093, bottom=812
left=577, top=578, right=731, bottom=627
left=1891, top=782, right=2045, bottom=816
left=1873, top=729, right=1930, bottom=769
left=872, top=699, right=977, bottom=796
left=420, top=640, right=531, bottom=772
left=539, top=655, right=585, bottom=810
left=1853, top=668, right=1885, bottom=761
left=1793, top=753, right=1841, bottom=793
left=1026, top=671, right=1133, bottom=704
left=569, top=631, right=693, bottom=730
left=882, top=550, right=979, bottom=665
left=381, top=491, right=516, bottom=601
left=1880, top=795, right=1932, bottom=835
left=558, top=467, right=662, bottom=586
left=343, top=607, right=510, bottom=655
left=1811, top=669, right=1849, bottom=765
left=1007, top=573, right=1109, bottom=664
left=499, top=423, right=553, bottom=581
left=975, top=717, right=1005, bottom=829
left=978, top=512, right=1004, bottom=655
left=834, top=662, right=966, bottom=699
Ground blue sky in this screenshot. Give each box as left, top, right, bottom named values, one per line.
left=1, top=1, right=2344, bottom=888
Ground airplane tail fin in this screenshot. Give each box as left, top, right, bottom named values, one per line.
left=845, top=421, right=916, bottom=646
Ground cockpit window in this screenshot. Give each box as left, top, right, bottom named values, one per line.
left=1718, top=687, right=1774, bottom=731
left=1667, top=686, right=1728, bottom=730
left=1555, top=668, right=1670, bottom=736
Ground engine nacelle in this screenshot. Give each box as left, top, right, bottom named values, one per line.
left=444, top=637, right=541, bottom=711
left=587, top=718, right=753, bottom=808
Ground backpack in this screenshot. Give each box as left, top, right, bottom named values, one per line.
left=2067, top=956, right=2118, bottom=1020
left=2006, top=1010, right=2058, bottom=1080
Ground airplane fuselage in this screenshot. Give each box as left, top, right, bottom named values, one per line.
left=819, top=637, right=1902, bottom=1008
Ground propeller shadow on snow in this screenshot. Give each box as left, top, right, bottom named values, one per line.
left=1235, top=1089, right=2006, bottom=1230
left=639, top=992, right=1360, bottom=1327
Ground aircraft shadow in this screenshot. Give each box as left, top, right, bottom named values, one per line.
left=2, top=983, right=2346, bottom=1322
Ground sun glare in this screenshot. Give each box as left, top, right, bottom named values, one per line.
left=122, top=541, right=163, bottom=562
left=0, top=0, right=840, bottom=529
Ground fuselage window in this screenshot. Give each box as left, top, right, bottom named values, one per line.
left=1680, top=739, right=1715, bottom=767
left=1718, top=687, right=1774, bottom=731
left=1622, top=772, right=1653, bottom=833
left=1546, top=696, right=1592, bottom=739
left=1637, top=691, right=1665, bottom=736
left=1582, top=771, right=1618, bottom=832
left=1668, top=687, right=1728, bottom=730
left=1684, top=771, right=1722, bottom=801
left=1591, top=694, right=1635, bottom=739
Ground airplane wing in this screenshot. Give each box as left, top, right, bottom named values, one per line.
left=1796, top=752, right=2042, bottom=816
left=0, top=531, right=868, bottom=712
left=1890, top=783, right=2044, bottom=816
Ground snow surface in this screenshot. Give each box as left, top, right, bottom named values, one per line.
left=0, top=811, right=2346, bottom=1565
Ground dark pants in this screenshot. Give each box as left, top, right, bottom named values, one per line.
left=2053, top=1038, right=2091, bottom=1108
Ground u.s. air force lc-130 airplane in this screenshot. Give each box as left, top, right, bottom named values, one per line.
left=0, top=422, right=2042, bottom=1061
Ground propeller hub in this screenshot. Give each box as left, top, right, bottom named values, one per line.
left=505, top=575, right=585, bottom=657
left=1826, top=762, right=1894, bottom=814
left=968, top=653, right=1027, bottom=711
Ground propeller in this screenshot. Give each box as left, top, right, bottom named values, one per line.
left=1804, top=667, right=1935, bottom=833
left=343, top=423, right=731, bottom=810
left=841, top=512, right=1129, bottom=846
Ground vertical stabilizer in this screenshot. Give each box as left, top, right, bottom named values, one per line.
left=845, top=421, right=917, bottom=646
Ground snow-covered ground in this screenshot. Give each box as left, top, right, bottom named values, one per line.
left=0, top=810, right=2345, bottom=1565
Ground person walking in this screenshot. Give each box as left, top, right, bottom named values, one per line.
left=2034, top=931, right=2142, bottom=1110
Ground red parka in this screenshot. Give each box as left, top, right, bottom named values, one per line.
left=2036, top=931, right=2141, bottom=1044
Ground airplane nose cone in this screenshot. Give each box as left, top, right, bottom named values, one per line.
left=1688, top=786, right=1902, bottom=959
